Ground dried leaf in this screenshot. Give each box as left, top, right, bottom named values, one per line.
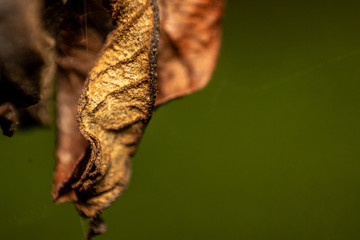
left=0, top=0, right=223, bottom=236
left=76, top=0, right=159, bottom=216
left=51, top=0, right=160, bottom=238
left=155, top=0, right=224, bottom=105
left=0, top=0, right=54, bottom=135
left=52, top=0, right=112, bottom=203
left=49, top=1, right=223, bottom=237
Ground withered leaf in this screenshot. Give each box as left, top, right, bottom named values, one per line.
left=52, top=0, right=112, bottom=203
left=50, top=0, right=223, bottom=237
left=156, top=0, right=224, bottom=105
left=0, top=0, right=54, bottom=135
left=76, top=0, right=159, bottom=215
left=0, top=0, right=223, bottom=237
left=54, top=0, right=160, bottom=238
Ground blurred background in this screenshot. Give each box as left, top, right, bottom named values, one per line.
left=1, top=0, right=360, bottom=239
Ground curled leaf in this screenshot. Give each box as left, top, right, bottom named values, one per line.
left=52, top=0, right=112, bottom=203
left=76, top=0, right=159, bottom=217
left=51, top=0, right=159, bottom=238
left=48, top=0, right=223, bottom=237
left=156, top=0, right=224, bottom=105
left=0, top=1, right=224, bottom=237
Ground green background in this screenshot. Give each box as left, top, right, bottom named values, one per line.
left=1, top=0, right=360, bottom=239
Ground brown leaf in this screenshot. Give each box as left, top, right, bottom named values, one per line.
left=155, top=0, right=224, bottom=105
left=0, top=0, right=54, bottom=135
left=76, top=0, right=159, bottom=215
left=50, top=0, right=222, bottom=237
left=52, top=0, right=112, bottom=203
left=53, top=0, right=159, bottom=238
left=0, top=0, right=223, bottom=238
